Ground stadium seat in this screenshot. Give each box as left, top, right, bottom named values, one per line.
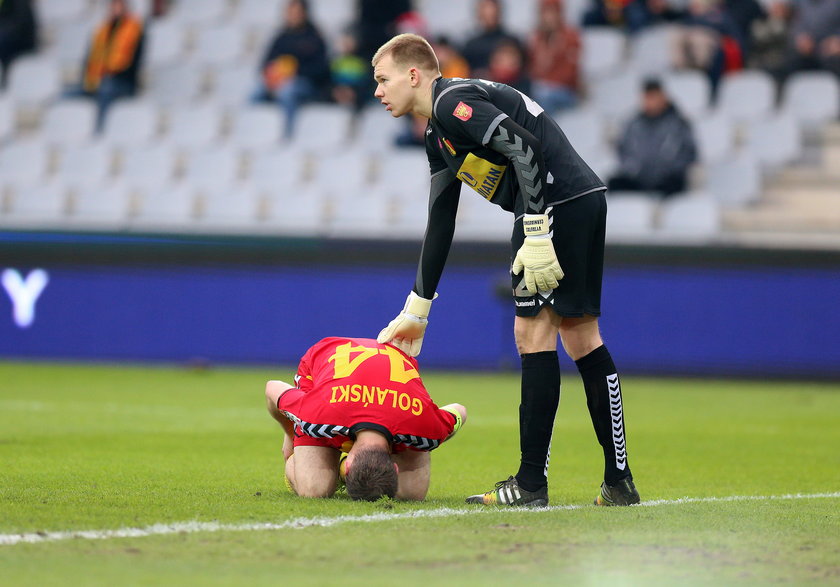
left=502, top=0, right=540, bottom=38
left=146, top=63, right=206, bottom=106
left=0, top=139, right=50, bottom=188
left=235, top=0, right=282, bottom=31
left=455, top=189, right=513, bottom=242
left=144, top=20, right=188, bottom=68
left=2, top=181, right=68, bottom=228
left=116, top=143, right=179, bottom=194
left=209, top=66, right=259, bottom=108
left=391, top=194, right=431, bottom=239
left=780, top=72, right=840, bottom=127
left=329, top=193, right=392, bottom=238
left=604, top=193, right=657, bottom=241
left=657, top=192, right=721, bottom=240
left=47, top=18, right=95, bottom=72
left=744, top=114, right=801, bottom=168
left=0, top=98, right=13, bottom=142
left=704, top=155, right=762, bottom=207
left=130, top=181, right=197, bottom=231
left=555, top=107, right=607, bottom=159
left=693, top=113, right=735, bottom=164
left=308, top=0, right=356, bottom=40
left=101, top=100, right=160, bottom=147
left=311, top=149, right=371, bottom=198
left=198, top=182, right=262, bottom=231
left=417, top=0, right=475, bottom=42
left=716, top=70, right=776, bottom=124
left=264, top=185, right=328, bottom=236
left=40, top=100, right=97, bottom=146
left=191, top=25, right=246, bottom=68
left=374, top=151, right=431, bottom=200
left=181, top=146, right=242, bottom=191
left=228, top=106, right=283, bottom=151
left=54, top=142, right=113, bottom=189
left=353, top=104, right=405, bottom=152
left=629, top=25, right=677, bottom=75
left=67, top=181, right=132, bottom=230
left=289, top=104, right=353, bottom=152
left=662, top=70, right=711, bottom=119
left=168, top=0, right=229, bottom=26
left=581, top=28, right=625, bottom=80
left=591, top=67, right=642, bottom=126
left=6, top=56, right=62, bottom=106
left=36, top=0, right=87, bottom=24
left=246, top=148, right=307, bottom=192
left=163, top=103, right=224, bottom=150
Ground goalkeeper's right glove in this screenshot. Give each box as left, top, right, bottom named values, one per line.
left=377, top=291, right=436, bottom=357
left=512, top=212, right=564, bottom=294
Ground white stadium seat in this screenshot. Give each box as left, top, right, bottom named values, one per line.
left=605, top=193, right=657, bottom=241
left=353, top=104, right=405, bottom=151
left=54, top=143, right=113, bottom=189
left=191, top=25, right=246, bottom=67
left=0, top=139, right=50, bottom=187
left=582, top=28, right=626, bottom=80
left=117, top=144, right=179, bottom=193
left=68, top=181, right=133, bottom=230
left=247, top=148, right=307, bottom=192
left=6, top=56, right=62, bottom=106
left=199, top=183, right=262, bottom=231
left=145, top=20, right=188, bottom=68
left=501, top=0, right=539, bottom=38
left=329, top=194, right=392, bottom=238
left=704, top=155, right=762, bottom=207
left=744, top=114, right=801, bottom=168
left=375, top=151, right=431, bottom=200
left=228, top=106, right=283, bottom=150
left=694, top=114, right=735, bottom=164
left=102, top=100, right=160, bottom=147
left=308, top=0, right=356, bottom=40
left=658, top=192, right=721, bottom=240
left=591, top=67, right=642, bottom=125
left=36, top=0, right=87, bottom=24
left=210, top=66, right=259, bottom=107
left=168, top=0, right=229, bottom=26
left=182, top=146, right=242, bottom=192
left=41, top=100, right=97, bottom=146
left=146, top=63, right=206, bottom=106
left=289, top=104, right=353, bottom=152
left=629, top=25, right=677, bottom=75
left=455, top=189, right=513, bottom=242
left=662, top=70, right=711, bottom=119
left=555, top=107, right=607, bottom=158
left=265, top=186, right=328, bottom=236
left=235, top=0, right=282, bottom=30
left=391, top=195, right=430, bottom=240
left=716, top=70, right=776, bottom=124
left=781, top=72, right=840, bottom=127
left=163, top=103, right=224, bottom=150
left=312, top=149, right=370, bottom=197
left=0, top=98, right=14, bottom=142
left=418, top=0, right=475, bottom=42
left=130, top=182, right=197, bottom=230
left=2, top=181, right=67, bottom=228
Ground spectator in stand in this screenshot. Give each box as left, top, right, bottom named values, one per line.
left=608, top=78, right=697, bottom=197
left=723, top=0, right=766, bottom=62
left=780, top=0, right=840, bottom=79
left=252, top=0, right=330, bottom=138
left=582, top=0, right=653, bottom=34
left=331, top=27, right=369, bottom=111
left=670, top=0, right=744, bottom=89
left=356, top=0, right=413, bottom=63
left=65, top=0, right=144, bottom=133
left=528, top=0, right=581, bottom=114
left=433, top=36, right=470, bottom=79
left=751, top=1, right=792, bottom=72
left=462, top=0, right=524, bottom=78
left=486, top=39, right=530, bottom=93
left=0, top=0, right=37, bottom=87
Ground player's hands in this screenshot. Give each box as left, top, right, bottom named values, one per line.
left=513, top=213, right=564, bottom=294
left=377, top=291, right=436, bottom=357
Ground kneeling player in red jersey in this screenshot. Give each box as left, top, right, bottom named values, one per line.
left=265, top=336, right=467, bottom=501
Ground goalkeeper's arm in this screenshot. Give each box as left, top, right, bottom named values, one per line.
left=377, top=170, right=460, bottom=356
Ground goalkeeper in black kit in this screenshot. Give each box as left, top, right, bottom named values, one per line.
left=372, top=34, right=639, bottom=507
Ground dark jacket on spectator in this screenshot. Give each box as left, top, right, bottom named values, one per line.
left=260, top=21, right=330, bottom=90
left=0, top=0, right=37, bottom=74
left=616, top=103, right=697, bottom=191
left=462, top=26, right=524, bottom=74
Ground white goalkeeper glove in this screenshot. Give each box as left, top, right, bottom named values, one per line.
left=512, top=213, right=564, bottom=294
left=377, top=291, right=436, bottom=357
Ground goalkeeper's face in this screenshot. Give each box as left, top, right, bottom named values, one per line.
left=373, top=54, right=415, bottom=118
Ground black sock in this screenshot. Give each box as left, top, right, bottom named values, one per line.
left=575, top=345, right=632, bottom=485
left=515, top=351, right=560, bottom=492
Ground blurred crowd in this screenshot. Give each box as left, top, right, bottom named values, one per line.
left=1, top=0, right=838, bottom=200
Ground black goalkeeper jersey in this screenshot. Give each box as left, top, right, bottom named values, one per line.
left=425, top=77, right=605, bottom=217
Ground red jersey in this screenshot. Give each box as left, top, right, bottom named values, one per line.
left=278, top=337, right=456, bottom=452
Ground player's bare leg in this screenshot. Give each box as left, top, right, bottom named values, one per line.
left=289, top=447, right=341, bottom=498
left=392, top=450, right=430, bottom=501
left=560, top=316, right=639, bottom=506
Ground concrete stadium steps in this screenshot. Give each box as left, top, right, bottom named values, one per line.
left=722, top=123, right=840, bottom=240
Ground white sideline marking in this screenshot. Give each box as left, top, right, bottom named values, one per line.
left=2, top=492, right=838, bottom=547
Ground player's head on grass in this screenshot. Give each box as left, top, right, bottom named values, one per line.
left=345, top=448, right=398, bottom=502
left=372, top=33, right=441, bottom=119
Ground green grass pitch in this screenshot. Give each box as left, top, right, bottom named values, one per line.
left=1, top=361, right=838, bottom=585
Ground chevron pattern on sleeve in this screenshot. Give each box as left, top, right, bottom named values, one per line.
left=489, top=125, right=544, bottom=213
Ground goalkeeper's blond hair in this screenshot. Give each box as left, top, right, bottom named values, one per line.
left=372, top=33, right=440, bottom=73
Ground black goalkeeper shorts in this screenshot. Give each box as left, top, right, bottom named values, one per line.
left=510, top=189, right=607, bottom=318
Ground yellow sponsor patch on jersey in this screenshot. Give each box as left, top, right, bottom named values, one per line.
left=456, top=153, right=506, bottom=200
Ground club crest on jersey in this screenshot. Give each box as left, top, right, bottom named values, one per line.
left=452, top=101, right=473, bottom=121
left=442, top=138, right=457, bottom=156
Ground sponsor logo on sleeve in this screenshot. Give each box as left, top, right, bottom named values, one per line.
left=452, top=101, right=473, bottom=121
left=442, top=138, right=457, bottom=156
left=455, top=153, right=506, bottom=200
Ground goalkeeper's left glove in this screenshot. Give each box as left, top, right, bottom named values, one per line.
left=377, top=291, right=436, bottom=357
left=512, top=213, right=564, bottom=294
